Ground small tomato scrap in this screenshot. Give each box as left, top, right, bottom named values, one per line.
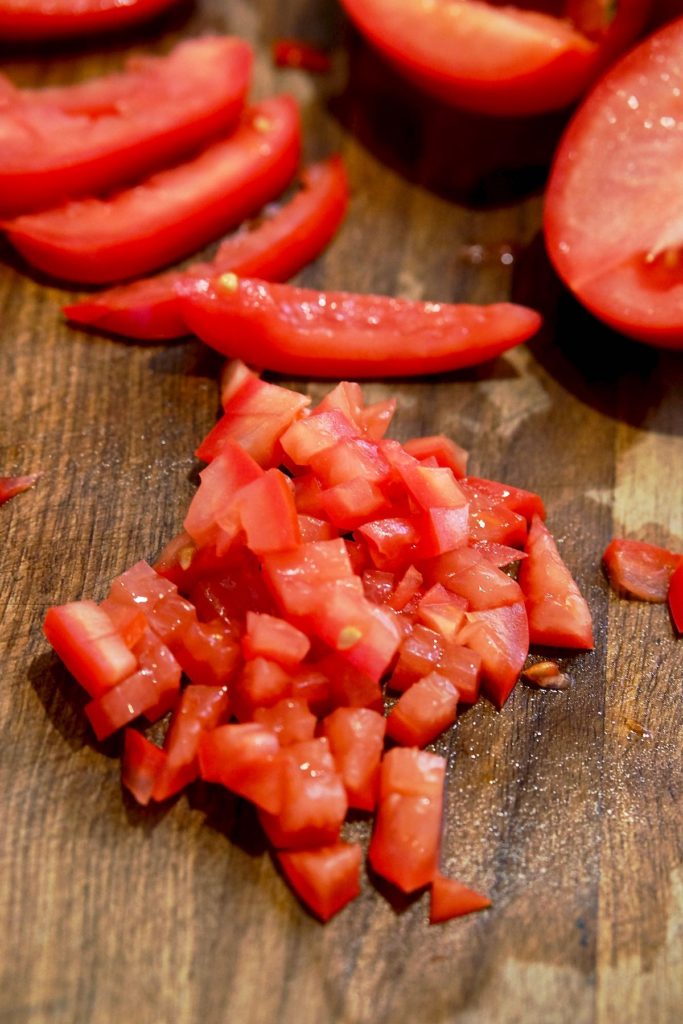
left=0, top=473, right=39, bottom=505
left=273, top=39, right=332, bottom=74
left=43, top=364, right=594, bottom=921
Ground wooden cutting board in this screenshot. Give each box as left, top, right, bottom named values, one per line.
left=1, top=4, right=681, bottom=1022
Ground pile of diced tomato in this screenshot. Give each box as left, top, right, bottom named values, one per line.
left=44, top=362, right=594, bottom=922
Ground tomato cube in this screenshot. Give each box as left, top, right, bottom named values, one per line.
left=386, top=671, right=458, bottom=747
left=198, top=723, right=283, bottom=813
left=44, top=600, right=138, bottom=699
left=278, top=842, right=362, bottom=921
left=323, top=706, right=386, bottom=810
left=429, top=875, right=491, bottom=924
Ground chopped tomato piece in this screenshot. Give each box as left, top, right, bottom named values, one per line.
left=322, top=706, right=386, bottom=810
left=233, top=657, right=293, bottom=720
left=43, top=600, right=137, bottom=699
left=519, top=515, right=593, bottom=649
left=6, top=97, right=301, bottom=284
left=253, top=698, right=317, bottom=746
left=0, top=36, right=252, bottom=217
left=272, top=39, right=332, bottom=74
left=602, top=538, right=682, bottom=603
left=428, top=546, right=523, bottom=610
left=668, top=563, right=683, bottom=634
left=403, top=434, right=468, bottom=478
left=179, top=275, right=541, bottom=378
left=63, top=157, right=348, bottom=340
left=369, top=748, right=445, bottom=892
left=121, top=730, right=166, bottom=807
left=464, top=476, right=546, bottom=523
left=234, top=469, right=301, bottom=554
left=278, top=842, right=361, bottom=921
left=457, top=602, right=529, bottom=707
left=198, top=723, right=283, bottom=813
left=429, top=875, right=492, bottom=924
left=386, top=672, right=458, bottom=748
left=152, top=685, right=231, bottom=801
left=242, top=611, right=310, bottom=667
left=184, top=441, right=264, bottom=550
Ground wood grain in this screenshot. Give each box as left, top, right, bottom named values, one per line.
left=1, top=4, right=681, bottom=1023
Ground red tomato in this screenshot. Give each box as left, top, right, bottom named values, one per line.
left=277, top=843, right=362, bottom=921
left=386, top=671, right=458, bottom=747
left=322, top=707, right=386, bottom=810
left=121, top=730, right=166, bottom=807
left=429, top=875, right=492, bottom=923
left=0, top=36, right=252, bottom=218
left=545, top=16, right=683, bottom=347
left=518, top=515, right=594, bottom=649
left=43, top=601, right=137, bottom=699
left=339, top=0, right=649, bottom=116
left=180, top=275, right=541, bottom=378
left=5, top=97, right=301, bottom=285
left=457, top=602, right=529, bottom=707
left=0, top=0, right=181, bottom=39
left=63, top=157, right=349, bottom=340
left=602, top=538, right=682, bottom=602
left=668, top=562, right=683, bottom=633
left=198, top=723, right=283, bottom=813
left=272, top=39, right=332, bottom=74
left=0, top=473, right=39, bottom=505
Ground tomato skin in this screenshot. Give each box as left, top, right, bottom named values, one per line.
left=6, top=97, right=301, bottom=285
left=0, top=37, right=252, bottom=218
left=179, top=276, right=541, bottom=379
left=603, top=538, right=682, bottom=602
left=0, top=0, right=181, bottom=39
left=340, top=0, right=648, bottom=117
left=544, top=16, right=683, bottom=347
left=63, top=157, right=349, bottom=340
left=518, top=515, right=594, bottom=649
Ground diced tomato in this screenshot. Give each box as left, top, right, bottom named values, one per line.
left=403, top=435, right=468, bottom=478
left=464, top=476, right=546, bottom=523
left=43, top=600, right=137, bottom=699
left=0, top=473, right=39, bottom=505
left=233, top=657, right=293, bottom=720
left=306, top=584, right=401, bottom=683
left=461, top=482, right=529, bottom=547
left=0, top=36, right=252, bottom=218
left=261, top=538, right=357, bottom=616
left=429, top=875, right=492, bottom=924
left=321, top=477, right=388, bottom=530
left=184, top=441, right=264, bottom=550
left=435, top=641, right=481, bottom=705
left=386, top=672, right=458, bottom=748
left=602, top=538, right=682, bottom=602
left=253, top=698, right=317, bottom=746
left=85, top=657, right=180, bottom=741
left=389, top=624, right=444, bottom=692
left=242, top=611, right=310, bottom=667
left=388, top=565, right=423, bottom=612
left=428, top=547, right=523, bottom=610
left=457, top=602, right=529, bottom=707
left=280, top=410, right=360, bottom=466
left=63, top=157, right=348, bottom=341
left=152, top=685, right=231, bottom=801
left=6, top=97, right=301, bottom=285
left=196, top=375, right=310, bottom=467
left=278, top=842, right=361, bottom=921
left=358, top=517, right=420, bottom=571
left=234, top=469, right=301, bottom=554
left=171, top=619, right=241, bottom=688
left=198, top=723, right=283, bottom=813
left=272, top=39, right=333, bottom=74
left=121, top=730, right=166, bottom=807
left=314, top=653, right=384, bottom=713
left=369, top=748, right=445, bottom=892
left=98, top=599, right=147, bottom=650
left=519, top=515, right=593, bottom=649
left=322, top=707, right=386, bottom=811
left=179, top=275, right=541, bottom=378
left=668, top=563, right=683, bottom=634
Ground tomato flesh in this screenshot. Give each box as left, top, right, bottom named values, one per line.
left=603, top=538, right=682, bottom=602
left=277, top=843, right=362, bottom=922
left=429, top=875, right=492, bottom=923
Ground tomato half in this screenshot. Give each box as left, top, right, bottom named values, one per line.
left=5, top=97, right=301, bottom=285
left=0, top=0, right=180, bottom=39
left=545, top=16, right=683, bottom=347
left=339, top=0, right=649, bottom=117
left=179, top=275, right=541, bottom=378
left=63, top=157, right=349, bottom=339
left=0, top=36, right=252, bottom=218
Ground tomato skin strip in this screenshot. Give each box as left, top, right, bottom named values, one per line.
left=63, top=156, right=349, bottom=340
left=179, top=276, right=541, bottom=379
left=5, top=97, right=301, bottom=285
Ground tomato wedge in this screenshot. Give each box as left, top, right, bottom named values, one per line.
left=0, top=0, right=180, bottom=39
left=602, top=538, right=682, bottom=602
left=179, top=276, right=541, bottom=378
left=339, top=0, right=648, bottom=117
left=5, top=97, right=301, bottom=285
left=545, top=16, right=683, bottom=347
left=0, top=36, right=252, bottom=218
left=63, top=157, right=348, bottom=339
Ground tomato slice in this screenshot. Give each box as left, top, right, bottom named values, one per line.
left=5, top=98, right=301, bottom=285
left=339, top=0, right=648, bottom=117
left=545, top=16, right=683, bottom=347
left=179, top=275, right=541, bottom=378
left=0, top=0, right=181, bottom=39
left=63, top=157, right=349, bottom=340
left=602, top=538, right=682, bottom=602
left=0, top=36, right=252, bottom=218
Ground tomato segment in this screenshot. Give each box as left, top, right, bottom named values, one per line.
left=429, top=875, right=492, bottom=923
left=63, top=157, right=349, bottom=340
left=0, top=36, right=252, bottom=218
left=602, top=538, right=682, bottom=602
left=5, top=97, right=301, bottom=285
left=339, top=0, right=648, bottom=117
left=180, top=276, right=541, bottom=378
left=544, top=16, right=683, bottom=347
left=0, top=0, right=181, bottom=39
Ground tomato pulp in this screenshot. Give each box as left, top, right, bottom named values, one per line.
left=545, top=16, right=683, bottom=347
left=339, top=0, right=649, bottom=117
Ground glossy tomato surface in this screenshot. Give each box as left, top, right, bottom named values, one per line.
left=339, top=0, right=649, bottom=116
left=0, top=0, right=180, bottom=39
left=545, top=16, right=683, bottom=347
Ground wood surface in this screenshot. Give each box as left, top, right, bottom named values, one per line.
left=1, top=3, right=681, bottom=1023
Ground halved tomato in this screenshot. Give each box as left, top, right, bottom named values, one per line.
left=545, top=16, right=683, bottom=346
left=339, top=0, right=648, bottom=116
